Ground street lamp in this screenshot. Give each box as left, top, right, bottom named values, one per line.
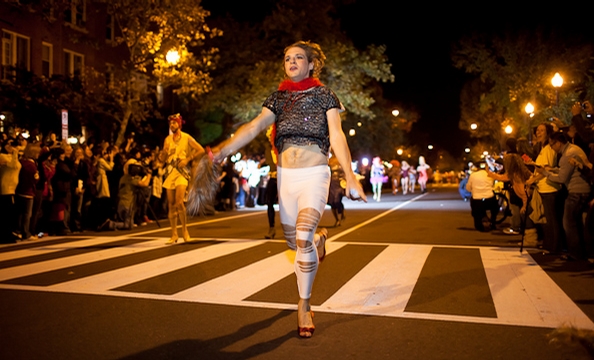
left=166, top=49, right=181, bottom=113
left=392, top=109, right=400, bottom=117
left=166, top=50, right=180, bottom=65
left=525, top=102, right=535, bottom=143
left=470, top=123, right=478, bottom=130
left=504, top=125, right=513, bottom=134
left=552, top=73, right=563, bottom=106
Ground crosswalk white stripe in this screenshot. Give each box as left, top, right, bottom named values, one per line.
left=172, top=242, right=349, bottom=303
left=48, top=240, right=265, bottom=292
left=0, top=237, right=592, bottom=330
left=0, top=236, right=136, bottom=262
left=481, top=247, right=594, bottom=329
left=321, top=244, right=431, bottom=315
left=0, top=238, right=168, bottom=282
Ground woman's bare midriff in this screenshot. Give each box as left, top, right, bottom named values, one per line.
left=278, top=144, right=328, bottom=168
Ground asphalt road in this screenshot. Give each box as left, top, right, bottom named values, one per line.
left=1, top=186, right=593, bottom=359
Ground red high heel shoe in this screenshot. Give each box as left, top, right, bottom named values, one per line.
left=298, top=311, right=315, bottom=338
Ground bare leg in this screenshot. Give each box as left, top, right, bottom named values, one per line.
left=297, top=298, right=314, bottom=338
left=166, top=189, right=178, bottom=244
left=294, top=208, right=322, bottom=337
left=175, top=185, right=190, bottom=242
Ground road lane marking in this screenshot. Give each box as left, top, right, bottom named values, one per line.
left=327, top=193, right=427, bottom=242
left=482, top=247, right=594, bottom=329
left=48, top=241, right=264, bottom=292
left=322, top=244, right=431, bottom=315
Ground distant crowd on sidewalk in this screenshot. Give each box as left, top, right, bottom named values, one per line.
left=463, top=100, right=594, bottom=264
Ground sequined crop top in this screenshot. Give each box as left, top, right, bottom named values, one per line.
left=262, top=86, right=341, bottom=155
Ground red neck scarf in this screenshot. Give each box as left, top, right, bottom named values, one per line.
left=278, top=77, right=323, bottom=91
left=269, top=78, right=323, bottom=159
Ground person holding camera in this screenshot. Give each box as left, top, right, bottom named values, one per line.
left=571, top=100, right=594, bottom=156
left=536, top=131, right=591, bottom=261
left=160, top=113, right=205, bottom=244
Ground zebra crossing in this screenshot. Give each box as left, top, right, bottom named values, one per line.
left=0, top=233, right=592, bottom=331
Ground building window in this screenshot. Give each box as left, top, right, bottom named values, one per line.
left=1, top=30, right=30, bottom=80
left=64, top=49, right=84, bottom=76
left=106, top=14, right=115, bottom=42
left=42, top=42, right=53, bottom=78
left=64, top=0, right=86, bottom=28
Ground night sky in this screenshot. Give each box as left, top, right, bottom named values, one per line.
left=202, top=0, right=594, bottom=156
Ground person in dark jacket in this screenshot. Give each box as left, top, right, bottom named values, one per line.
left=16, top=143, right=41, bottom=240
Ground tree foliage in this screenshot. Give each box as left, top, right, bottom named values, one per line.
left=196, top=0, right=396, bottom=151
left=452, top=28, right=594, bottom=148
left=101, top=0, right=221, bottom=145
left=0, top=0, right=221, bottom=146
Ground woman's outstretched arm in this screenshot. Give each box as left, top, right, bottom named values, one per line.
left=212, top=108, right=276, bottom=162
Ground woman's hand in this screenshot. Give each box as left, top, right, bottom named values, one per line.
left=345, top=178, right=367, bottom=202
left=520, top=205, right=527, bottom=214
left=210, top=146, right=225, bottom=164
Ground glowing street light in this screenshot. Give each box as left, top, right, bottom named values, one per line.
left=428, top=145, right=434, bottom=150
left=349, top=128, right=356, bottom=136
left=470, top=123, right=478, bottom=130
left=552, top=73, right=563, bottom=88
left=525, top=102, right=534, bottom=116
left=397, top=148, right=403, bottom=156
left=525, top=102, right=535, bottom=143
left=166, top=49, right=180, bottom=65
left=465, top=147, right=471, bottom=153
left=504, top=125, right=513, bottom=134
left=392, top=109, right=400, bottom=117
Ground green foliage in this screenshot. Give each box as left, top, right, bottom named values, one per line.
left=453, top=28, right=594, bottom=148
left=197, top=0, right=396, bottom=152
left=101, top=0, right=221, bottom=145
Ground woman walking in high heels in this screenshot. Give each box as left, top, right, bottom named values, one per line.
left=211, top=41, right=366, bottom=338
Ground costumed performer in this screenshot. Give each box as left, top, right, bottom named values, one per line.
left=211, top=41, right=366, bottom=338
left=160, top=113, right=205, bottom=244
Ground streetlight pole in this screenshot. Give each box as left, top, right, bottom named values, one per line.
left=552, top=72, right=563, bottom=107
left=525, top=102, right=535, bottom=144
left=166, top=49, right=180, bottom=113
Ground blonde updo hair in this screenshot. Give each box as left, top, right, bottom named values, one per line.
left=284, top=41, right=326, bottom=78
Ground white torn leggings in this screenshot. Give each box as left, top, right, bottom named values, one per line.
left=277, top=165, right=330, bottom=299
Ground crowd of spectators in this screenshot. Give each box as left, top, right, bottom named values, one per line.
left=464, top=99, right=594, bottom=263
left=0, top=128, right=279, bottom=244
left=0, top=131, right=170, bottom=243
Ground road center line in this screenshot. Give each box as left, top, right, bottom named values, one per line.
left=329, top=193, right=428, bottom=242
